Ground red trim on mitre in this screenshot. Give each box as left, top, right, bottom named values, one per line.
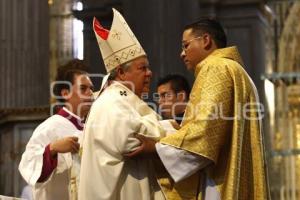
left=93, top=17, right=109, bottom=40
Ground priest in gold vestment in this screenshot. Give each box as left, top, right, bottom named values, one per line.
left=127, top=19, right=269, bottom=200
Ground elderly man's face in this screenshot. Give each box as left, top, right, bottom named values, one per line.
left=123, top=56, right=152, bottom=97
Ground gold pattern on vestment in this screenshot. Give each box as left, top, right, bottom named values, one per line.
left=158, top=46, right=268, bottom=200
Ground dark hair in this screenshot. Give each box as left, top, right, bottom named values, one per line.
left=53, top=59, right=88, bottom=102
left=157, top=74, right=191, bottom=99
left=184, top=18, right=227, bottom=48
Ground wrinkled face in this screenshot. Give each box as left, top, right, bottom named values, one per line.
left=180, top=28, right=205, bottom=71
left=65, top=74, right=94, bottom=118
left=123, top=56, right=152, bottom=97
left=157, top=82, right=186, bottom=119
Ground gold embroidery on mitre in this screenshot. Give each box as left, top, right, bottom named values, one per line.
left=93, top=8, right=146, bottom=73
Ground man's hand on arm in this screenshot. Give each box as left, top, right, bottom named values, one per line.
left=124, top=135, right=157, bottom=157
left=49, top=136, right=79, bottom=157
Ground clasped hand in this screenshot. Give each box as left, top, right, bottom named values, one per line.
left=49, top=136, right=80, bottom=157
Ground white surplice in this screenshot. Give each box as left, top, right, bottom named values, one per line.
left=79, top=82, right=166, bottom=200
left=18, top=108, right=82, bottom=200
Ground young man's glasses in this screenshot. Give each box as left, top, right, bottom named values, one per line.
left=181, top=36, right=203, bottom=51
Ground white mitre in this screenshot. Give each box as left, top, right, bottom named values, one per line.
left=93, top=8, right=146, bottom=73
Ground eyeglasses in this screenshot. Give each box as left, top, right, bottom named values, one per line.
left=181, top=36, right=203, bottom=51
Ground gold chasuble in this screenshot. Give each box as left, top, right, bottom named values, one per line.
left=158, top=46, right=268, bottom=200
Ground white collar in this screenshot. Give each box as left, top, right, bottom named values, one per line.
left=62, top=107, right=82, bottom=121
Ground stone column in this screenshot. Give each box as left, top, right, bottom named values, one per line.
left=0, top=0, right=49, bottom=109
left=0, top=0, right=49, bottom=196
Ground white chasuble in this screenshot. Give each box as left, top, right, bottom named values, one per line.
left=79, top=82, right=166, bottom=200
